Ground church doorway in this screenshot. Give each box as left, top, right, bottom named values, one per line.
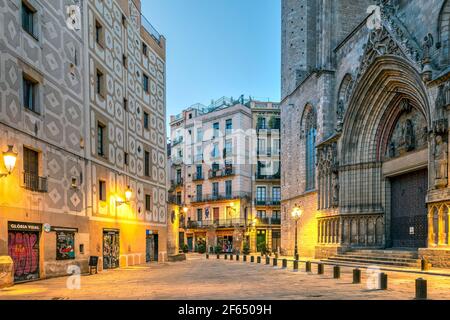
left=390, top=169, right=428, bottom=248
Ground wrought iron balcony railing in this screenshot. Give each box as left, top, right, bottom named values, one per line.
left=172, top=136, right=184, bottom=147
left=186, top=218, right=247, bottom=229
left=208, top=167, right=235, bottom=179
left=254, top=198, right=281, bottom=206
left=255, top=173, right=281, bottom=180
left=255, top=217, right=281, bottom=226
left=23, top=172, right=48, bottom=193
left=191, top=192, right=251, bottom=204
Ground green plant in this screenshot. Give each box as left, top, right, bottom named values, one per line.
left=214, top=245, right=222, bottom=254
left=242, top=242, right=250, bottom=255
left=257, top=243, right=269, bottom=255
left=197, top=243, right=206, bottom=254
left=182, top=244, right=189, bottom=253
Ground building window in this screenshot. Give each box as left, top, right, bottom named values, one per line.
left=212, top=182, right=219, bottom=198
left=124, top=152, right=129, bottom=165
left=212, top=143, right=219, bottom=158
left=176, top=192, right=182, bottom=205
left=225, top=140, right=232, bottom=158
left=99, top=180, right=106, bottom=201
left=197, top=209, right=203, bottom=221
left=225, top=180, right=232, bottom=197
left=257, top=117, right=266, bottom=129
left=23, top=147, right=39, bottom=190
left=142, top=42, right=148, bottom=56
left=196, top=184, right=202, bottom=202
left=213, top=122, right=219, bottom=139
left=257, top=210, right=267, bottom=219
left=145, top=194, right=151, bottom=211
left=144, top=112, right=149, bottom=129
left=22, top=1, right=36, bottom=38
left=144, top=151, right=150, bottom=176
left=304, top=107, right=317, bottom=191
left=143, top=74, right=149, bottom=92
left=256, top=186, right=266, bottom=202
left=96, top=69, right=104, bottom=97
left=123, top=98, right=128, bottom=111
left=196, top=165, right=202, bottom=179
left=97, top=122, right=105, bottom=157
left=23, top=75, right=38, bottom=113
left=95, top=19, right=104, bottom=46
left=225, top=119, right=232, bottom=135
left=56, top=231, right=75, bottom=260
left=272, top=187, right=281, bottom=203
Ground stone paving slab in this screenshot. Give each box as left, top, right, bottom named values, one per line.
left=0, top=255, right=449, bottom=300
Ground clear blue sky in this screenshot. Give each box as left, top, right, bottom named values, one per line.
left=141, top=0, right=281, bottom=120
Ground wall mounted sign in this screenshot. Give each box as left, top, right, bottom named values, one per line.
left=43, top=223, right=51, bottom=233
left=8, top=221, right=42, bottom=232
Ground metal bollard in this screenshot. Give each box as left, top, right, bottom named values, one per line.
left=333, top=265, right=341, bottom=279
left=236, top=255, right=240, bottom=261
left=421, top=258, right=430, bottom=271
left=224, top=254, right=228, bottom=260
left=282, top=259, right=287, bottom=269
left=305, top=261, right=312, bottom=273
left=317, top=263, right=324, bottom=275
left=416, top=278, right=427, bottom=300
left=217, top=254, right=220, bottom=259
left=206, top=254, right=209, bottom=259
left=266, top=256, right=270, bottom=265
left=379, top=273, right=388, bottom=290
left=293, top=260, right=299, bottom=272
left=251, top=256, right=255, bottom=263
left=243, top=255, right=247, bottom=262
left=230, top=254, right=233, bottom=261
left=353, top=269, right=361, bottom=284
left=257, top=256, right=261, bottom=264
left=273, top=258, right=278, bottom=267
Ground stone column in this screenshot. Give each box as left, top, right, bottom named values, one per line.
left=428, top=207, right=435, bottom=247
left=438, top=206, right=446, bottom=246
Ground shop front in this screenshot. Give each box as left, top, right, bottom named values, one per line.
left=7, top=221, right=41, bottom=283
left=146, top=230, right=158, bottom=262
left=103, top=229, right=120, bottom=269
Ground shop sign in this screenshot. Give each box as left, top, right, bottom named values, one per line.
left=43, top=223, right=51, bottom=233
left=8, top=222, right=42, bottom=232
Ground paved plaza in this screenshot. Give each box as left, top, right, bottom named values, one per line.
left=1, top=255, right=450, bottom=300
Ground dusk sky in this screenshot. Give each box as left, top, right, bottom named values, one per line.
left=141, top=0, right=281, bottom=121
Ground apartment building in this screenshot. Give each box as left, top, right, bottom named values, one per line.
left=169, top=97, right=280, bottom=254
left=250, top=101, right=281, bottom=253
left=85, top=0, right=167, bottom=270
left=0, top=0, right=167, bottom=285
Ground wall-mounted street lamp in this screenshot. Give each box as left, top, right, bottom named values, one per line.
left=291, top=205, right=303, bottom=261
left=1, top=145, right=18, bottom=178
left=116, top=186, right=133, bottom=206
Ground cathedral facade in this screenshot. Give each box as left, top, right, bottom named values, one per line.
left=281, top=0, right=450, bottom=267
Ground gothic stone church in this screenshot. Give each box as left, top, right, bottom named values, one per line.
left=280, top=0, right=450, bottom=268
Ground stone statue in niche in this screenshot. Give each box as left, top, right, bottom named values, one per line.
left=398, top=119, right=415, bottom=153
left=332, top=172, right=339, bottom=207
left=434, top=134, right=448, bottom=188
left=421, top=33, right=434, bottom=63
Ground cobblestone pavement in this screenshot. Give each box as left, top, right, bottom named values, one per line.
left=1, top=255, right=450, bottom=300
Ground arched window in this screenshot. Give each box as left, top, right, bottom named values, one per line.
left=438, top=0, right=450, bottom=64
left=302, top=105, right=317, bottom=191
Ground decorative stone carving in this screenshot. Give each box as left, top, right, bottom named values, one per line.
left=336, top=99, right=345, bottom=132
left=421, top=33, right=434, bottom=81
left=433, top=83, right=449, bottom=134
left=317, top=141, right=339, bottom=209
left=433, top=134, right=448, bottom=189
left=399, top=119, right=415, bottom=152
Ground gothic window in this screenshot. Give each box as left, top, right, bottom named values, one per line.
left=302, top=105, right=317, bottom=191
left=438, top=0, right=450, bottom=64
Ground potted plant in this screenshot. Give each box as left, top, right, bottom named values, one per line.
left=214, top=245, right=222, bottom=255
left=182, top=244, right=189, bottom=253
left=197, top=243, right=206, bottom=254
left=242, top=242, right=250, bottom=255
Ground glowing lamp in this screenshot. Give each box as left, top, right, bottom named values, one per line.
left=183, top=206, right=188, bottom=214
left=125, top=186, right=132, bottom=201
left=2, top=145, right=17, bottom=175
left=291, top=206, right=303, bottom=219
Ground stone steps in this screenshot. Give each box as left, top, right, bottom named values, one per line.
left=322, top=249, right=421, bottom=268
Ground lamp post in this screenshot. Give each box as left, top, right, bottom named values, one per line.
left=1, top=145, right=17, bottom=178
left=291, top=205, right=303, bottom=261
left=116, top=186, right=133, bottom=206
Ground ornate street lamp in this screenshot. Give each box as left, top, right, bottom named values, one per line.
left=1, top=145, right=17, bottom=178
left=291, top=205, right=303, bottom=260
left=117, top=186, right=133, bottom=206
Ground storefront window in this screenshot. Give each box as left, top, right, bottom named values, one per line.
left=56, top=231, right=75, bottom=260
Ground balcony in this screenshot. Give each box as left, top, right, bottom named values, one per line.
left=172, top=156, right=183, bottom=165
left=255, top=217, right=281, bottom=226
left=23, top=172, right=48, bottom=193
left=255, top=173, right=281, bottom=181
left=171, top=178, right=184, bottom=189
left=208, top=166, right=235, bottom=179
left=192, top=173, right=204, bottom=181
left=257, top=148, right=280, bottom=157
left=191, top=192, right=251, bottom=204
left=254, top=198, right=281, bottom=206
left=172, top=136, right=184, bottom=147
left=168, top=195, right=182, bottom=205
left=186, top=218, right=247, bottom=229
left=194, top=154, right=203, bottom=163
